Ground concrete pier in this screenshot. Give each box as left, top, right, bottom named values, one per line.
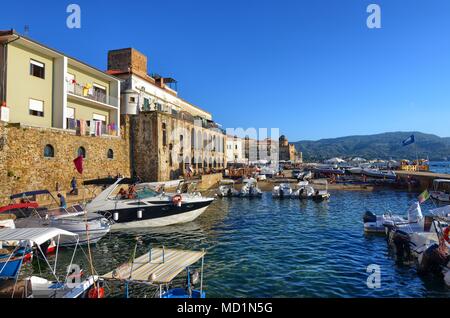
left=395, top=170, right=450, bottom=190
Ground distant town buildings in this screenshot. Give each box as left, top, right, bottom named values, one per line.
left=226, top=135, right=245, bottom=164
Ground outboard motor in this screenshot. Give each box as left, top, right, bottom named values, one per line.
left=417, top=244, right=450, bottom=275
left=363, top=211, right=377, bottom=224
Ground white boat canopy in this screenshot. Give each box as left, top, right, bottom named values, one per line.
left=351, top=157, right=367, bottom=162
left=433, top=179, right=450, bottom=184
left=0, top=228, right=77, bottom=245
left=102, top=247, right=205, bottom=284
left=325, top=157, right=346, bottom=164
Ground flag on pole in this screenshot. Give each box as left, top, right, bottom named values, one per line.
left=418, top=189, right=430, bottom=204
left=402, top=135, right=415, bottom=146
left=73, top=155, right=83, bottom=174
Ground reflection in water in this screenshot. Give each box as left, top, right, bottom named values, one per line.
left=49, top=190, right=450, bottom=298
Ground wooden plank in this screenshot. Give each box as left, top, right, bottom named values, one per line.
left=102, top=248, right=205, bottom=284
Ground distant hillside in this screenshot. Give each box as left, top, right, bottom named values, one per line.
left=293, top=132, right=450, bottom=162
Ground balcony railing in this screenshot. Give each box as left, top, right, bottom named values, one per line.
left=67, top=82, right=108, bottom=104
left=66, top=118, right=117, bottom=136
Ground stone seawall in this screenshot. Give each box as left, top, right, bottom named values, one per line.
left=0, top=118, right=131, bottom=204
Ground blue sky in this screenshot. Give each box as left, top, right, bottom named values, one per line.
left=2, top=0, right=450, bottom=140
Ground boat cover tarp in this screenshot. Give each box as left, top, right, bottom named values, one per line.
left=0, top=228, right=77, bottom=245
left=102, top=248, right=205, bottom=284
left=10, top=190, right=50, bottom=200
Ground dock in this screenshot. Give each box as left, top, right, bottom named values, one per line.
left=395, top=170, right=450, bottom=190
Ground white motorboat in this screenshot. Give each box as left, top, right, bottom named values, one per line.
left=84, top=178, right=214, bottom=229
left=386, top=202, right=448, bottom=259
left=0, top=228, right=103, bottom=298
left=216, top=180, right=240, bottom=197
left=363, top=210, right=407, bottom=233
left=292, top=181, right=315, bottom=199
left=272, top=183, right=293, bottom=198
left=430, top=179, right=450, bottom=203
left=3, top=191, right=111, bottom=245
left=362, top=168, right=397, bottom=180
left=347, top=167, right=364, bottom=174
left=240, top=178, right=262, bottom=197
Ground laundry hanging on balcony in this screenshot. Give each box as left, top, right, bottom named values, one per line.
left=83, top=84, right=93, bottom=97
left=93, top=120, right=102, bottom=137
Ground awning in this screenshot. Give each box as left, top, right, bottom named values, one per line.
left=10, top=190, right=51, bottom=200
left=0, top=228, right=77, bottom=245
left=102, top=248, right=205, bottom=284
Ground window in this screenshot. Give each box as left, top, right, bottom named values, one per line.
left=93, top=113, right=106, bottom=123
left=77, top=146, right=86, bottom=158
left=44, top=144, right=54, bottom=158
left=30, top=59, right=45, bottom=79
left=107, top=149, right=114, bottom=159
left=162, top=123, right=167, bottom=146
left=29, top=99, right=44, bottom=117
left=66, top=107, right=75, bottom=119
left=93, top=84, right=107, bottom=103
left=130, top=97, right=136, bottom=103
left=143, top=98, right=150, bottom=111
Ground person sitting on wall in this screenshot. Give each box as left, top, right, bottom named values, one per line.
left=69, top=177, right=78, bottom=195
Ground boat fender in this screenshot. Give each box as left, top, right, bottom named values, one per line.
left=88, top=287, right=105, bottom=299
left=172, top=195, right=182, bottom=207
left=443, top=227, right=450, bottom=243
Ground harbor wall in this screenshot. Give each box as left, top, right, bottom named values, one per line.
left=199, top=173, right=223, bottom=190
left=0, top=117, right=131, bottom=204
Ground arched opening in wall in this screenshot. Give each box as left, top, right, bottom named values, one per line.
left=107, top=149, right=114, bottom=159
left=162, top=122, right=167, bottom=146
left=44, top=144, right=54, bottom=158
left=169, top=144, right=173, bottom=166
left=191, top=128, right=195, bottom=149
left=214, top=160, right=217, bottom=168
left=196, top=131, right=202, bottom=150
left=77, top=146, right=86, bottom=158
left=203, top=132, right=208, bottom=149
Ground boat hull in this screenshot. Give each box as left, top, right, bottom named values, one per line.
left=99, top=200, right=213, bottom=230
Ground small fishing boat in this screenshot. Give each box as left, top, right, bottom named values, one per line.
left=216, top=180, right=240, bottom=197
left=430, top=179, right=450, bottom=203
left=239, top=178, right=263, bottom=197
left=0, top=228, right=103, bottom=298
left=272, top=183, right=293, bottom=198
left=102, top=246, right=206, bottom=298
left=1, top=190, right=111, bottom=246
left=84, top=178, right=214, bottom=229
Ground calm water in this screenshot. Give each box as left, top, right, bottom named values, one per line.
left=48, top=190, right=450, bottom=298
left=430, top=161, right=450, bottom=174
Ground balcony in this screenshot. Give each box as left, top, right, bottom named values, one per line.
left=67, top=81, right=118, bottom=110
left=66, top=118, right=118, bottom=136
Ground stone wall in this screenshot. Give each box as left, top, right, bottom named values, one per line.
left=131, top=111, right=227, bottom=182
left=0, top=116, right=131, bottom=204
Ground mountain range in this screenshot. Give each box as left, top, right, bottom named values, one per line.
left=292, top=132, right=450, bottom=162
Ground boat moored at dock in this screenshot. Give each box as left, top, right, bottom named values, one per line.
left=84, top=178, right=214, bottom=229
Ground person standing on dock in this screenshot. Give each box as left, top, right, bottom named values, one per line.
left=69, top=177, right=78, bottom=195
left=57, top=193, right=67, bottom=209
